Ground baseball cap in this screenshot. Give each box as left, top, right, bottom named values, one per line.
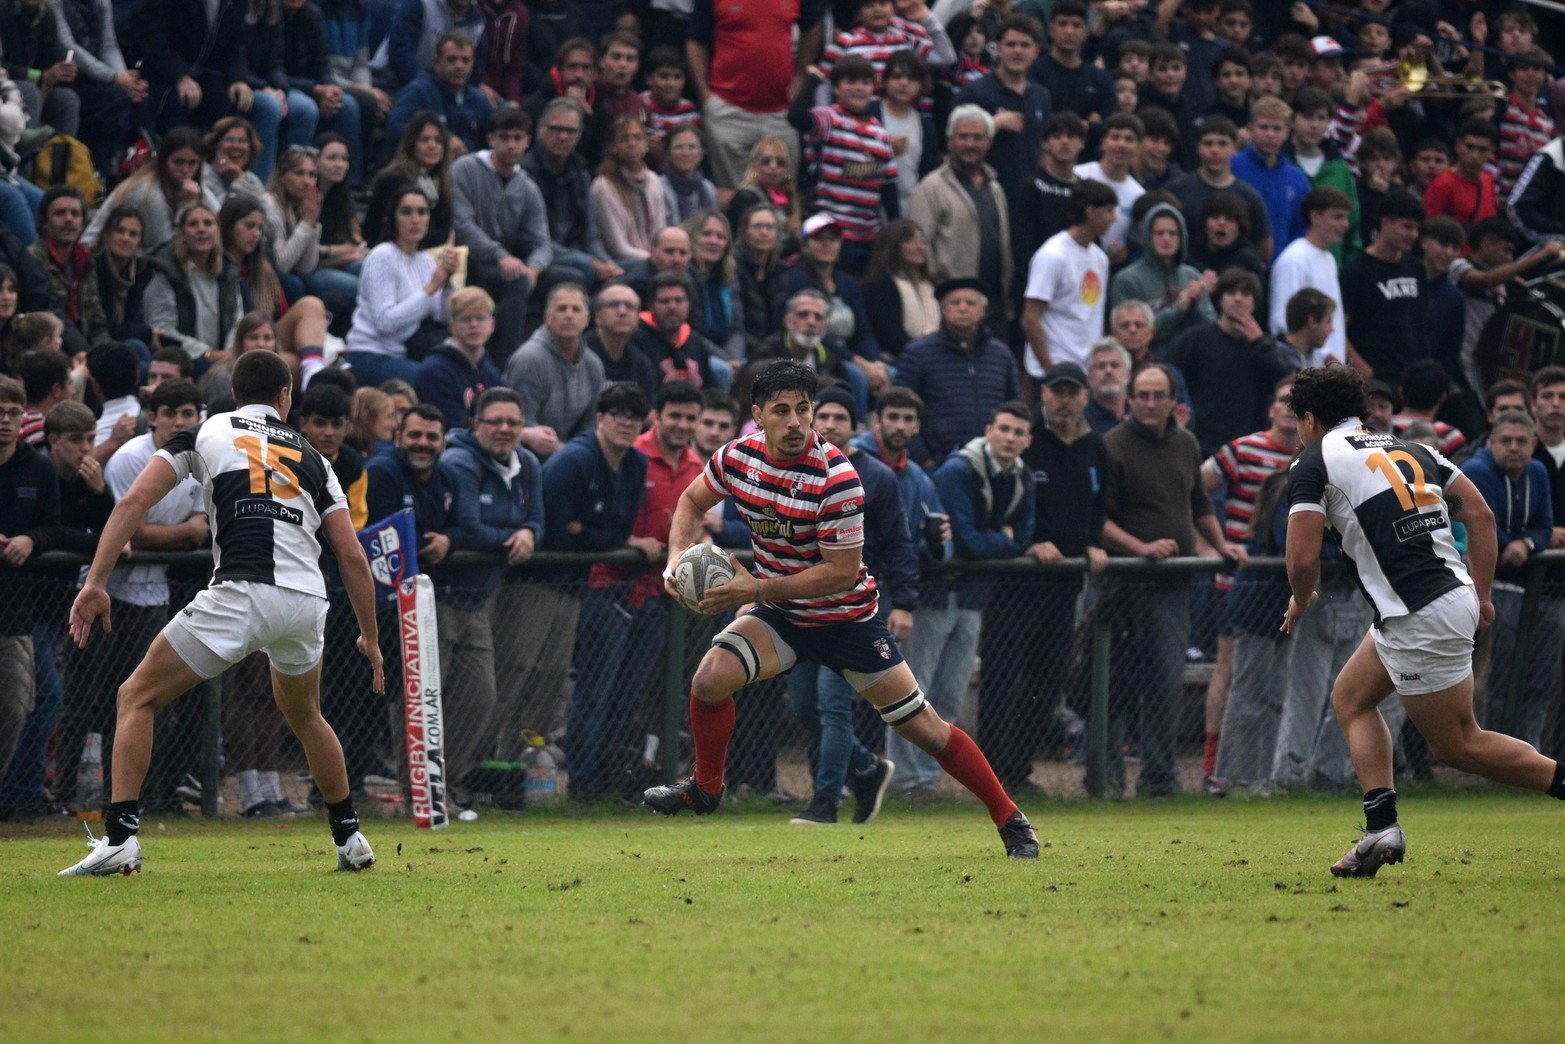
left=801, top=212, right=841, bottom=240
left=1042, top=362, right=1089, bottom=389
left=1310, top=35, right=1345, bottom=59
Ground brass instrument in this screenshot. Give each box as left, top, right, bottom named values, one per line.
left=1392, top=55, right=1506, bottom=100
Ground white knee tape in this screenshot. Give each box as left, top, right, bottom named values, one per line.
left=877, top=687, right=927, bottom=726
left=712, top=630, right=761, bottom=684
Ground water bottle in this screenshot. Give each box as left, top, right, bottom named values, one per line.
left=519, top=731, right=560, bottom=806
left=77, top=732, right=103, bottom=821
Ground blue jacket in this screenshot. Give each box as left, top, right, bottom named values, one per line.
left=954, top=71, right=1052, bottom=193
left=1462, top=447, right=1553, bottom=583
left=852, top=429, right=949, bottom=566
left=892, top=324, right=1021, bottom=467
left=932, top=437, right=1033, bottom=608
left=365, top=447, right=458, bottom=538
left=378, top=0, right=486, bottom=89
left=387, top=70, right=496, bottom=153
left=1230, top=146, right=1310, bottom=260
left=539, top=431, right=647, bottom=575
left=440, top=426, right=545, bottom=603
left=848, top=446, right=919, bottom=615
left=414, top=342, right=504, bottom=431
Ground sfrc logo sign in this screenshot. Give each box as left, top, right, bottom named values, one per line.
left=399, top=575, right=448, bottom=829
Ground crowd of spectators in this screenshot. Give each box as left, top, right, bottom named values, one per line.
left=3, top=0, right=1565, bottom=816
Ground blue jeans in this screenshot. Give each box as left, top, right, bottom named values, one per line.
left=566, top=589, right=668, bottom=797
left=0, top=176, right=42, bottom=243
left=247, top=89, right=285, bottom=181
left=284, top=89, right=365, bottom=186
left=345, top=350, right=422, bottom=386
left=890, top=593, right=981, bottom=790
left=786, top=661, right=875, bottom=807
left=0, top=618, right=62, bottom=805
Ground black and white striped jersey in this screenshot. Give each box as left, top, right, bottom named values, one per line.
left=1288, top=419, right=1471, bottom=625
left=154, top=404, right=347, bottom=598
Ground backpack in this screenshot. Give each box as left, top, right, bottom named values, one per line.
left=31, top=134, right=101, bottom=206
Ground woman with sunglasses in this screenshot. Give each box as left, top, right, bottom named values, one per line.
left=724, top=136, right=801, bottom=245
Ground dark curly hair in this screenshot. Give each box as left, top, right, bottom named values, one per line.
left=750, top=359, right=819, bottom=408
left=1286, top=365, right=1368, bottom=430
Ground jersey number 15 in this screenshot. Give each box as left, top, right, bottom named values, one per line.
left=233, top=434, right=303, bottom=499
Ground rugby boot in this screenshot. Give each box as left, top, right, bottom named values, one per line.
left=1330, top=823, right=1406, bottom=878
left=998, top=810, right=1040, bottom=859
left=643, top=777, right=723, bottom=816
left=336, top=830, right=376, bottom=871
left=58, top=826, right=143, bottom=877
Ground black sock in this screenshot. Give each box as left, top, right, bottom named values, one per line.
left=1548, top=762, right=1565, bottom=801
left=105, top=800, right=140, bottom=846
left=1363, top=787, right=1398, bottom=832
left=326, top=796, right=360, bottom=847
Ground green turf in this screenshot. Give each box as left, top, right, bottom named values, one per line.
left=3, top=791, right=1562, bottom=1042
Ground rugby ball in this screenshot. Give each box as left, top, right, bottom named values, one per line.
left=674, top=543, right=736, bottom=611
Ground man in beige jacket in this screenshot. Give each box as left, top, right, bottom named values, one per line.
left=908, top=104, right=1013, bottom=326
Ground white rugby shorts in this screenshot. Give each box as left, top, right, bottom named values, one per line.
left=163, top=581, right=329, bottom=679
left=1371, top=585, right=1479, bottom=696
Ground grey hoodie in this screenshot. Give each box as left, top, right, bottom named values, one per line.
left=1107, top=201, right=1216, bottom=350
left=451, top=150, right=554, bottom=268
left=502, top=326, right=606, bottom=446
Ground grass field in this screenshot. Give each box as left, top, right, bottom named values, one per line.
left=3, top=790, right=1563, bottom=1042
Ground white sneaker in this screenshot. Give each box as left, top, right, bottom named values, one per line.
left=1330, top=823, right=1406, bottom=878
left=336, top=830, right=376, bottom=871
left=58, top=827, right=143, bottom=877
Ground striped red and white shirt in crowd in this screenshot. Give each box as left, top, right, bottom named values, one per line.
left=1206, top=431, right=1297, bottom=545
left=641, top=92, right=702, bottom=141
left=1392, top=414, right=1467, bottom=460
left=802, top=104, right=897, bottom=243
left=822, top=19, right=934, bottom=85
left=1496, top=91, right=1555, bottom=200
left=702, top=429, right=878, bottom=625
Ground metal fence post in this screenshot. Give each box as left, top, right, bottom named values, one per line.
left=661, top=601, right=688, bottom=784
left=1502, top=558, right=1548, bottom=739
left=1085, top=622, right=1110, bottom=799
left=200, top=678, right=222, bottom=818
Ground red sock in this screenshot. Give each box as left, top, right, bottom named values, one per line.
left=934, top=726, right=1018, bottom=828
left=689, top=694, right=735, bottom=795
left=1203, top=733, right=1220, bottom=777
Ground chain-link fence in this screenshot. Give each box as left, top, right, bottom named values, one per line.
left=6, top=550, right=1565, bottom=819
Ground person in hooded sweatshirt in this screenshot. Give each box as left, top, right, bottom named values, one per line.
left=438, top=385, right=546, bottom=810
left=1107, top=200, right=1215, bottom=356
left=416, top=286, right=505, bottom=430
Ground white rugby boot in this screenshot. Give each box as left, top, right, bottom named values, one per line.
left=1330, top=823, right=1406, bottom=878
left=58, top=826, right=143, bottom=877
left=336, top=831, right=376, bottom=871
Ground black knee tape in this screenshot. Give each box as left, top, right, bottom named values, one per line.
left=878, top=686, right=927, bottom=726
left=712, top=631, right=761, bottom=685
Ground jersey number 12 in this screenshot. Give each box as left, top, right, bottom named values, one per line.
left=1366, top=449, right=1438, bottom=512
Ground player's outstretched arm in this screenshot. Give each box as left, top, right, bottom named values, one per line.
left=70, top=456, right=180, bottom=646
left=1446, top=473, right=1497, bottom=628
left=1282, top=509, right=1324, bottom=634
left=322, top=508, right=385, bottom=693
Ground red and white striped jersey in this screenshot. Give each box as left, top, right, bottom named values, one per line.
left=822, top=19, right=933, bottom=84
left=1207, top=431, right=1296, bottom=544
left=1496, top=93, right=1554, bottom=200
left=702, top=429, right=878, bottom=625
left=1392, top=414, right=1467, bottom=460
left=641, top=92, right=702, bottom=140
left=802, top=104, right=897, bottom=243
